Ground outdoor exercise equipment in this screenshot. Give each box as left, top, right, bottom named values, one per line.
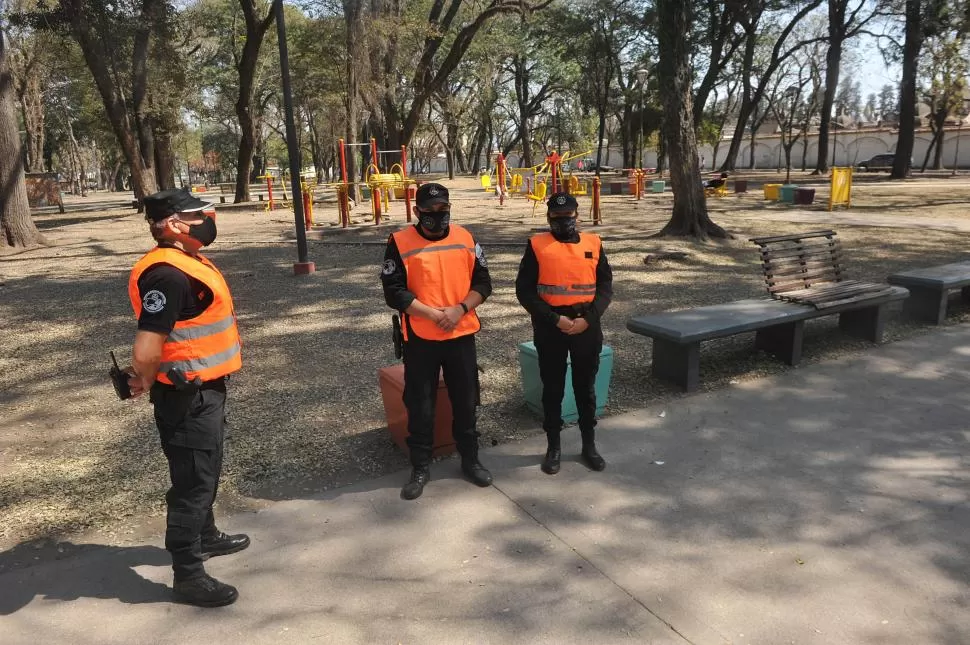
left=526, top=179, right=548, bottom=217
left=336, top=138, right=416, bottom=227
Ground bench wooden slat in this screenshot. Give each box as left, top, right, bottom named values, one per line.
left=765, top=254, right=843, bottom=269
left=765, top=256, right=843, bottom=273
left=775, top=282, right=895, bottom=307
left=761, top=243, right=841, bottom=261
left=749, top=230, right=836, bottom=245
left=767, top=266, right=841, bottom=282
left=775, top=280, right=870, bottom=298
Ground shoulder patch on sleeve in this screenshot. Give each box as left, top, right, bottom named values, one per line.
left=475, top=243, right=487, bottom=267
left=382, top=259, right=397, bottom=275
left=142, top=289, right=167, bottom=314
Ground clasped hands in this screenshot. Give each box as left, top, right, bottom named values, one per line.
left=556, top=315, right=589, bottom=335
left=429, top=304, right=467, bottom=331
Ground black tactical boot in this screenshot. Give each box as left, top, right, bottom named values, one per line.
left=201, top=532, right=251, bottom=559
left=580, top=429, right=606, bottom=472
left=173, top=573, right=239, bottom=607
left=541, top=433, right=561, bottom=475
left=461, top=459, right=493, bottom=487
left=401, top=466, right=431, bottom=500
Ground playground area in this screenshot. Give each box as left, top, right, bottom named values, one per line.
left=2, top=171, right=970, bottom=554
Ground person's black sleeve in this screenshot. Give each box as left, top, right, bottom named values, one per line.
left=470, top=240, right=492, bottom=301
left=136, top=264, right=190, bottom=334
left=585, top=243, right=613, bottom=324
left=515, top=241, right=559, bottom=325
left=381, top=236, right=415, bottom=311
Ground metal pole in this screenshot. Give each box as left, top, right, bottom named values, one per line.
left=274, top=0, right=314, bottom=274
left=953, top=117, right=963, bottom=176
left=639, top=86, right=644, bottom=169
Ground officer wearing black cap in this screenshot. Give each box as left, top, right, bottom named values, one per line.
left=381, top=183, right=494, bottom=500
left=123, top=189, right=249, bottom=607
left=515, top=191, right=613, bottom=475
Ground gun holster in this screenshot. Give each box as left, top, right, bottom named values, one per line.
left=392, top=314, right=403, bottom=360
left=167, top=368, right=203, bottom=393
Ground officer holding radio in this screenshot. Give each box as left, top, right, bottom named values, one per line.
left=515, top=192, right=613, bottom=476
left=121, top=189, right=249, bottom=607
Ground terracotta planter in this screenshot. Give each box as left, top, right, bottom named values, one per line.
left=378, top=364, right=456, bottom=457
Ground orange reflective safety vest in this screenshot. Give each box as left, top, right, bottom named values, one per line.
left=128, top=247, right=242, bottom=385
left=531, top=231, right=601, bottom=306
left=393, top=224, right=481, bottom=341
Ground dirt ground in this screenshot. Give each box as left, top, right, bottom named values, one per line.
left=3, top=170, right=970, bottom=556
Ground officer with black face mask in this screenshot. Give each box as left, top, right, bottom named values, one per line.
left=122, top=189, right=249, bottom=607
left=515, top=192, right=613, bottom=475
left=381, top=183, right=494, bottom=500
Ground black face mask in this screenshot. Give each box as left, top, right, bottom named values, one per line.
left=548, top=216, right=577, bottom=241
left=419, top=209, right=450, bottom=235
left=187, top=216, right=217, bottom=247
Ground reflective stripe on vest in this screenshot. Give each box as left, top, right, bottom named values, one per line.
left=531, top=231, right=600, bottom=306
left=159, top=342, right=241, bottom=375
left=128, top=247, right=242, bottom=384
left=393, top=224, right=481, bottom=341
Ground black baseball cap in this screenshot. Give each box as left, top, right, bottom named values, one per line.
left=144, top=189, right=213, bottom=222
left=547, top=191, right=578, bottom=213
left=415, top=183, right=449, bottom=208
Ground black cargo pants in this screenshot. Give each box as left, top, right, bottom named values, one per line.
left=150, top=377, right=227, bottom=581
left=402, top=333, right=480, bottom=467
left=533, top=317, right=603, bottom=435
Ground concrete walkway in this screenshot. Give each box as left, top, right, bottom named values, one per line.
left=2, top=326, right=969, bottom=644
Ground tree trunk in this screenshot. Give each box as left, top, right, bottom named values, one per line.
left=594, top=106, right=606, bottom=175
left=720, top=98, right=754, bottom=171
left=1, top=34, right=43, bottom=249
left=19, top=73, right=44, bottom=173
left=932, top=114, right=945, bottom=169
left=154, top=130, right=177, bottom=189
left=892, top=0, right=920, bottom=179
left=63, top=1, right=159, bottom=205
left=656, top=0, right=728, bottom=239
left=343, top=0, right=363, bottom=200
left=749, top=121, right=757, bottom=169
left=815, top=31, right=844, bottom=174
left=234, top=1, right=276, bottom=203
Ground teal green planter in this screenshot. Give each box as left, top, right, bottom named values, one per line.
left=651, top=180, right=665, bottom=193
left=518, top=342, right=614, bottom=422
left=780, top=184, right=798, bottom=203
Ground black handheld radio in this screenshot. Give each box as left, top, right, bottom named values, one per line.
left=109, top=351, right=133, bottom=400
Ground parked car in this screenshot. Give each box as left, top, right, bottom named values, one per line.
left=857, top=153, right=911, bottom=171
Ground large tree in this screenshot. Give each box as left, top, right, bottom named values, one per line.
left=655, top=0, right=727, bottom=239
left=21, top=0, right=191, bottom=204
left=719, top=0, right=824, bottom=171
left=1, top=21, right=42, bottom=249
left=233, top=0, right=275, bottom=202
left=814, top=0, right=878, bottom=174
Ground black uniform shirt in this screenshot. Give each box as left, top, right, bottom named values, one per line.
left=381, top=224, right=493, bottom=311
left=515, top=232, right=613, bottom=325
left=136, top=246, right=214, bottom=335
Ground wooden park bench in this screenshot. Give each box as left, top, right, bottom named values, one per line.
left=626, top=230, right=909, bottom=392
left=887, top=260, right=970, bottom=324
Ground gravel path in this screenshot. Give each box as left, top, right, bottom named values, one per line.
left=2, top=174, right=970, bottom=550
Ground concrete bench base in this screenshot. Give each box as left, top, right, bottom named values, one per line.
left=888, top=262, right=970, bottom=324
left=628, top=288, right=908, bottom=392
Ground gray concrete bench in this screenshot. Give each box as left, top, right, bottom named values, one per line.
left=887, top=261, right=970, bottom=324
left=626, top=288, right=908, bottom=392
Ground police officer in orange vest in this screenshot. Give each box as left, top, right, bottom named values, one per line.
left=381, top=183, right=493, bottom=500
left=515, top=192, right=613, bottom=475
left=124, top=189, right=249, bottom=607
